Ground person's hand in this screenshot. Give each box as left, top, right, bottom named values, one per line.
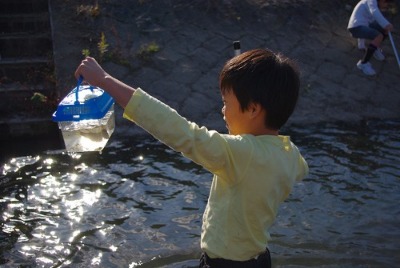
left=75, top=57, right=109, bottom=88
left=384, top=23, right=394, bottom=33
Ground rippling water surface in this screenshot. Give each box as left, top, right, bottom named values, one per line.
left=1, top=120, right=399, bottom=267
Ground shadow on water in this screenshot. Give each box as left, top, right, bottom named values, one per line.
left=1, top=119, right=400, bottom=267
left=0, top=133, right=64, bottom=163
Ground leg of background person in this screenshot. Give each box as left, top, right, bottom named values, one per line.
left=358, top=38, right=366, bottom=50
left=369, top=21, right=387, bottom=61
left=362, top=33, right=383, bottom=63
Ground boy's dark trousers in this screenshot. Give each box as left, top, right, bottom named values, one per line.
left=199, top=248, right=271, bottom=268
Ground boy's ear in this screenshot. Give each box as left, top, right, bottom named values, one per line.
left=248, top=102, right=263, bottom=119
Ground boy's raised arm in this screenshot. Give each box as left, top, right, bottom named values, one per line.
left=75, top=57, right=135, bottom=109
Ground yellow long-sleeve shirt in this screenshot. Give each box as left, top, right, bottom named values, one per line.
left=123, top=88, right=309, bottom=261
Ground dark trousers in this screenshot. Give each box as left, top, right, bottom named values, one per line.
left=199, top=248, right=271, bottom=268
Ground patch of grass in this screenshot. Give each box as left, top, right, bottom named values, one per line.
left=137, top=42, right=160, bottom=61
left=82, top=49, right=91, bottom=58
left=98, top=32, right=109, bottom=62
left=76, top=2, right=100, bottom=17
left=30, top=92, right=59, bottom=116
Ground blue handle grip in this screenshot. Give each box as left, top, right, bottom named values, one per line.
left=75, top=75, right=84, bottom=104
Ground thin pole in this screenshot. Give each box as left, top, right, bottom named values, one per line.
left=233, top=41, right=241, bottom=56
left=388, top=31, right=400, bottom=70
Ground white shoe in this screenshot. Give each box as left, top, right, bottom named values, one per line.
left=357, top=60, right=376, bottom=76
left=358, top=39, right=366, bottom=50
left=373, top=48, right=385, bottom=61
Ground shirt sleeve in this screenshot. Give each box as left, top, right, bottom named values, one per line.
left=367, top=0, right=390, bottom=28
left=123, top=88, right=242, bottom=175
left=297, top=155, right=309, bottom=181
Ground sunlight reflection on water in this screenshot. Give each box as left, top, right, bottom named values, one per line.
left=1, top=119, right=400, bottom=267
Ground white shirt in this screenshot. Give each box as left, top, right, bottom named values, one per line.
left=348, top=0, right=390, bottom=29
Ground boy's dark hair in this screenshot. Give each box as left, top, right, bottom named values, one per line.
left=219, top=48, right=300, bottom=130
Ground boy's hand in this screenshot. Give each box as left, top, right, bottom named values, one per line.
left=75, top=56, right=136, bottom=109
left=75, top=57, right=109, bottom=88
left=384, top=23, right=394, bottom=33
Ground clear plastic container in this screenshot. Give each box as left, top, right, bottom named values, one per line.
left=53, top=79, right=115, bottom=152
left=57, top=105, right=115, bottom=152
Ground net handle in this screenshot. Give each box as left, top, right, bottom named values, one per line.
left=74, top=75, right=84, bottom=104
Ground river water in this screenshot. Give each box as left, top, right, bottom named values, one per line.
left=1, top=119, right=399, bottom=267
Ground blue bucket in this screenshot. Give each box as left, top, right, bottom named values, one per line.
left=52, top=77, right=115, bottom=152
left=52, top=76, right=114, bottom=122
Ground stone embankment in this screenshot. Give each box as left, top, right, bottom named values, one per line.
left=50, top=0, right=400, bottom=135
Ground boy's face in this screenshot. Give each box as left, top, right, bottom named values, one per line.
left=221, top=90, right=252, bottom=135
left=379, top=0, right=389, bottom=10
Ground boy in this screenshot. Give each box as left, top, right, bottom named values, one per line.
left=75, top=48, right=309, bottom=267
left=347, top=0, right=394, bottom=76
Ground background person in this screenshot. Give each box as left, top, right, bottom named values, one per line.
left=347, top=0, right=394, bottom=76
